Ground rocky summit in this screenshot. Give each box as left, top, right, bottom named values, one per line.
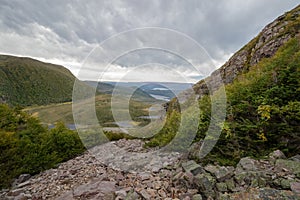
left=1, top=139, right=299, bottom=200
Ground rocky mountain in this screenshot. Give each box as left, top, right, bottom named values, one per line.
left=0, top=55, right=91, bottom=106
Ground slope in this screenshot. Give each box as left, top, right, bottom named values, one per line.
left=0, top=55, right=90, bottom=106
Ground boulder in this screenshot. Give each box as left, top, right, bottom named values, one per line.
left=275, top=159, right=300, bottom=175
left=182, top=160, right=203, bottom=175
left=290, top=182, right=300, bottom=194
left=269, top=150, right=286, bottom=160
left=215, top=166, right=234, bottom=182
left=235, top=157, right=257, bottom=173
left=216, top=182, right=228, bottom=192
left=193, top=173, right=216, bottom=198
left=192, top=194, right=203, bottom=200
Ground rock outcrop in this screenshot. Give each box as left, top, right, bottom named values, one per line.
left=193, top=5, right=300, bottom=96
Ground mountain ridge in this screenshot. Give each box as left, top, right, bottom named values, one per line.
left=0, top=54, right=91, bottom=106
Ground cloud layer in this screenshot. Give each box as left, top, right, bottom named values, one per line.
left=0, top=0, right=298, bottom=82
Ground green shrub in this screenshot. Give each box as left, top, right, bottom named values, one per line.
left=0, top=104, right=85, bottom=189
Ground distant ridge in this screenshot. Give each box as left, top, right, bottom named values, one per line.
left=0, top=55, right=91, bottom=106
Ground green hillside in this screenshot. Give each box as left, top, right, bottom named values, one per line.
left=146, top=6, right=300, bottom=165
left=0, top=55, right=90, bottom=106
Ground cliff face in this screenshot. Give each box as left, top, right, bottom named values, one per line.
left=194, top=5, right=300, bottom=96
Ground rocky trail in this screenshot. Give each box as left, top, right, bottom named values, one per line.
left=1, top=139, right=300, bottom=200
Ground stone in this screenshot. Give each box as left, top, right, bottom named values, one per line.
left=138, top=172, right=151, bottom=181
left=204, top=164, right=219, bottom=175
left=269, top=150, right=286, bottom=160
left=115, top=189, right=127, bottom=198
left=15, top=181, right=31, bottom=189
left=152, top=181, right=163, bottom=190
left=289, top=154, right=300, bottom=162
left=173, top=171, right=184, bottom=181
left=139, top=189, right=151, bottom=200
left=73, top=180, right=116, bottom=199
left=125, top=190, right=140, bottom=200
left=215, top=166, right=234, bottom=182
left=225, top=178, right=235, bottom=191
left=234, top=172, right=248, bottom=186
left=290, top=182, right=300, bottom=194
left=7, top=188, right=25, bottom=196
left=275, top=159, right=300, bottom=175
left=192, top=194, right=203, bottom=200
left=280, top=178, right=292, bottom=190
left=193, top=173, right=216, bottom=198
left=216, top=182, right=228, bottom=192
left=182, top=160, right=202, bottom=175
left=14, top=193, right=27, bottom=200
left=236, top=157, right=257, bottom=172
left=158, top=189, right=167, bottom=198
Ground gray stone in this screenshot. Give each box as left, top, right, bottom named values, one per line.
left=280, top=179, right=292, bottom=190
left=289, top=154, right=300, bottom=162
left=234, top=172, right=248, bottom=186
left=215, top=166, right=234, bottom=182
left=236, top=157, right=257, bottom=172
left=115, top=189, right=127, bottom=198
left=216, top=182, right=228, bottom=192
left=193, top=173, right=216, bottom=198
left=125, top=190, right=140, bottom=200
left=290, top=182, right=300, bottom=194
left=138, top=172, right=151, bottom=181
left=14, top=193, right=27, bottom=200
left=192, top=194, right=203, bottom=200
left=16, top=181, right=31, bottom=188
left=225, top=178, right=235, bottom=191
left=7, top=188, right=25, bottom=196
left=182, top=160, right=202, bottom=175
left=269, top=150, right=286, bottom=160
left=73, top=180, right=116, bottom=199
left=275, top=159, right=300, bottom=175
left=204, top=164, right=219, bottom=175
left=139, top=189, right=151, bottom=200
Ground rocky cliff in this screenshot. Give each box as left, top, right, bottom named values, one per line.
left=193, top=5, right=300, bottom=96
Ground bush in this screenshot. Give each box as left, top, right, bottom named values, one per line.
left=0, top=104, right=85, bottom=189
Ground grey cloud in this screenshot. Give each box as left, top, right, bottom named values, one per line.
left=0, top=0, right=299, bottom=82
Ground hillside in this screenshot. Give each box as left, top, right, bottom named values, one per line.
left=193, top=5, right=300, bottom=95
left=148, top=5, right=300, bottom=165
left=0, top=55, right=90, bottom=106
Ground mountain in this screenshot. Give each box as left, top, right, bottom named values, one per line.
left=85, top=81, right=193, bottom=101
left=84, top=81, right=158, bottom=102
left=0, top=55, right=91, bottom=106
left=148, top=4, right=300, bottom=165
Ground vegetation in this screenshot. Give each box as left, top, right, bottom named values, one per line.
left=147, top=37, right=300, bottom=166
left=25, top=93, right=154, bottom=127
left=0, top=104, right=85, bottom=189
left=0, top=55, right=91, bottom=106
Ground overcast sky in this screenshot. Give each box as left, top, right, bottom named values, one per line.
left=0, top=1, right=299, bottom=83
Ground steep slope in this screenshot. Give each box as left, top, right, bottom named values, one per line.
left=150, top=5, right=300, bottom=164
left=0, top=55, right=90, bottom=106
left=194, top=4, right=300, bottom=95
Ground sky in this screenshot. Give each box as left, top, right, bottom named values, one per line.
left=0, top=1, right=299, bottom=83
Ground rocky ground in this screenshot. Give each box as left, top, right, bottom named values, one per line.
left=1, top=139, right=300, bottom=200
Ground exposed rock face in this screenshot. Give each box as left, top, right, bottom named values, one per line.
left=193, top=5, right=300, bottom=96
